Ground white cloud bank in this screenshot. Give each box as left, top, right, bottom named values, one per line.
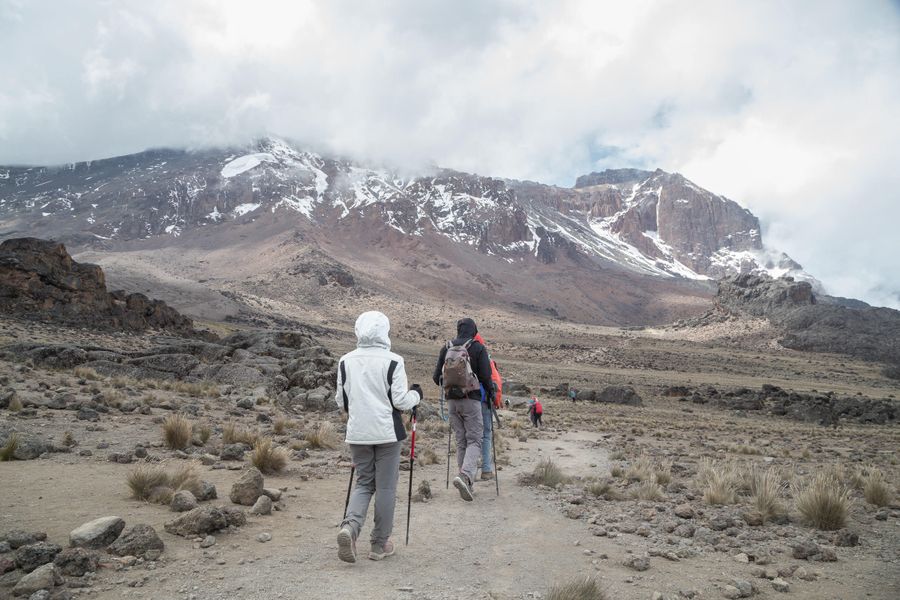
left=1, top=0, right=898, bottom=306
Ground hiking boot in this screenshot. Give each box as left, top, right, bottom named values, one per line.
left=368, top=539, right=395, bottom=561
left=480, top=471, right=494, bottom=481
left=337, top=526, right=357, bottom=563
left=453, top=475, right=474, bottom=501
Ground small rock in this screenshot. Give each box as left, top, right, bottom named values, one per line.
left=722, top=585, right=742, bottom=599
left=733, top=552, right=749, bottom=563
left=164, top=507, right=228, bottom=538
left=622, top=555, right=650, bottom=571
left=196, top=481, right=218, bottom=501
left=53, top=548, right=99, bottom=577
left=11, top=563, right=62, bottom=597
left=262, top=488, right=282, bottom=501
left=256, top=533, right=272, bottom=543
left=771, top=578, right=790, bottom=593
left=15, top=543, right=62, bottom=573
left=108, top=524, right=164, bottom=558
left=236, top=398, right=254, bottom=409
left=250, top=495, right=273, bottom=516
left=170, top=490, right=198, bottom=512
left=28, top=590, right=51, bottom=600
left=199, top=536, right=216, bottom=548
left=674, top=504, right=694, bottom=519
left=219, top=444, right=245, bottom=461
left=5, top=531, right=47, bottom=550
left=69, top=516, right=125, bottom=549
left=230, top=468, right=264, bottom=506
left=833, top=529, right=860, bottom=547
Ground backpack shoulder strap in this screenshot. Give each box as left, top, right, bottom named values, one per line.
left=339, top=360, right=349, bottom=413
left=463, top=339, right=473, bottom=349
left=386, top=360, right=398, bottom=409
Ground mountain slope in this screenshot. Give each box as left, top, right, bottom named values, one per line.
left=0, top=138, right=812, bottom=325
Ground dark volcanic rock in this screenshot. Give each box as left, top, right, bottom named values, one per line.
left=0, top=238, right=198, bottom=336
left=107, top=524, right=164, bottom=557
left=15, top=542, right=62, bottom=573
left=595, top=386, right=643, bottom=406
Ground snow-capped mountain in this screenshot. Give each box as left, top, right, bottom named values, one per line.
left=0, top=137, right=808, bottom=284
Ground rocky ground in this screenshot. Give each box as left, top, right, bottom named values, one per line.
left=1, top=311, right=898, bottom=600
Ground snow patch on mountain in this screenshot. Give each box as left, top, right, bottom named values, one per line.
left=233, top=203, right=260, bottom=217
left=221, top=153, right=276, bottom=178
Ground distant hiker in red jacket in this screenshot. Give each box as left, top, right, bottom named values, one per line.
left=528, top=396, right=543, bottom=428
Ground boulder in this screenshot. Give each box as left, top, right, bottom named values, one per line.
left=3, top=531, right=47, bottom=549
left=221, top=506, right=247, bottom=528
left=250, top=495, right=273, bottom=516
left=164, top=507, right=229, bottom=538
left=15, top=543, right=62, bottom=573
left=69, top=516, right=125, bottom=549
left=170, top=490, right=198, bottom=513
left=53, top=547, right=100, bottom=577
left=595, top=386, right=643, bottom=406
left=196, top=481, right=218, bottom=501
left=107, top=524, right=164, bottom=558
left=220, top=444, right=246, bottom=461
left=11, top=563, right=62, bottom=597
left=229, top=468, right=264, bottom=506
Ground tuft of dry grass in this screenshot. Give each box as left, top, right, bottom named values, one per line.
left=548, top=576, right=606, bottom=600
left=585, top=478, right=622, bottom=501
left=630, top=480, right=664, bottom=501
left=162, top=414, right=193, bottom=450
left=250, top=437, right=290, bottom=474
left=748, top=467, right=786, bottom=524
left=223, top=422, right=259, bottom=446
left=305, top=422, right=338, bottom=450
left=0, top=434, right=20, bottom=461
left=8, top=394, right=23, bottom=412
left=523, top=459, right=570, bottom=488
left=626, top=454, right=655, bottom=482
left=794, top=472, right=852, bottom=530
left=418, top=447, right=439, bottom=465
left=74, top=366, right=102, bottom=381
left=272, top=417, right=296, bottom=435
left=62, top=431, right=76, bottom=447
left=863, top=468, right=894, bottom=507
left=610, top=465, right=625, bottom=478
left=698, top=459, right=739, bottom=505
left=194, top=424, right=211, bottom=445
left=654, top=459, right=673, bottom=486
left=127, top=463, right=202, bottom=503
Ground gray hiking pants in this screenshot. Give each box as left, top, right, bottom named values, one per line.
left=449, top=398, right=483, bottom=484
left=342, top=442, right=402, bottom=546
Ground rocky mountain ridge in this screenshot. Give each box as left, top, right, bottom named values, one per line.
left=0, top=138, right=809, bottom=284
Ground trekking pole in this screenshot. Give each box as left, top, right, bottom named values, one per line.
left=491, top=407, right=500, bottom=496
left=343, top=465, right=355, bottom=520
left=405, top=407, right=417, bottom=546
left=445, top=418, right=452, bottom=489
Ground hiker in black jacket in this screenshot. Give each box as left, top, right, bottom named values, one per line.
left=433, top=318, right=494, bottom=501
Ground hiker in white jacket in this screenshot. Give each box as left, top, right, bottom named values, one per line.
left=335, top=311, right=421, bottom=563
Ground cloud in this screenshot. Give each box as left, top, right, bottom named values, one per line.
left=1, top=0, right=898, bottom=306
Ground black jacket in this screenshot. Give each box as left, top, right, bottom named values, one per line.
left=432, top=318, right=493, bottom=401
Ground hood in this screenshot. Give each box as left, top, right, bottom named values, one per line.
left=355, top=311, right=391, bottom=350
left=456, top=318, right=478, bottom=340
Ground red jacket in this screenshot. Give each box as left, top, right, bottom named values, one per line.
left=474, top=333, right=503, bottom=408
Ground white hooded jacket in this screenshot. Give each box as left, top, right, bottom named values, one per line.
left=335, top=311, right=421, bottom=444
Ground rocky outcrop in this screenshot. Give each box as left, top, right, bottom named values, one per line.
left=0, top=238, right=198, bottom=336
left=715, top=274, right=900, bottom=364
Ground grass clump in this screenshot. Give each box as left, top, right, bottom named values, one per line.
left=794, top=472, right=852, bottom=530
left=585, top=478, right=622, bottom=500
left=418, top=447, right=439, bottom=466
left=625, top=455, right=654, bottom=482
left=629, top=480, right=664, bottom=501
left=748, top=467, right=786, bottom=524
left=8, top=394, right=23, bottom=412
left=162, top=414, right=193, bottom=450
left=194, top=424, right=211, bottom=445
left=863, top=468, right=894, bottom=507
left=697, top=459, right=739, bottom=505
left=250, top=437, right=290, bottom=474
left=0, top=434, right=20, bottom=461
left=223, top=422, right=259, bottom=446
left=272, top=417, right=296, bottom=435
left=74, top=367, right=102, bottom=381
left=127, top=463, right=202, bottom=503
left=548, top=576, right=606, bottom=600
left=305, top=422, right=338, bottom=450
left=523, top=459, right=570, bottom=488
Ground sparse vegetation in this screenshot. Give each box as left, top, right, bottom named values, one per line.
left=162, top=414, right=193, bottom=450
left=305, top=422, right=338, bottom=450
left=523, top=459, right=570, bottom=488
left=126, top=463, right=202, bottom=503
left=8, top=394, right=23, bottom=412
left=194, top=424, right=211, bottom=445
left=585, top=478, right=621, bottom=500
left=250, top=437, right=290, bottom=474
left=698, top=459, right=739, bottom=505
left=863, top=468, right=893, bottom=507
left=629, top=480, right=664, bottom=501
left=418, top=447, right=439, bottom=465
left=223, top=422, right=259, bottom=446
left=547, top=576, right=606, bottom=600
left=610, top=465, right=625, bottom=478
left=625, top=454, right=654, bottom=482
left=748, top=467, right=786, bottom=524
left=74, top=366, right=102, bottom=381
left=1, top=434, right=20, bottom=461
left=273, top=417, right=296, bottom=435
left=794, top=472, right=852, bottom=530
left=62, top=431, right=76, bottom=447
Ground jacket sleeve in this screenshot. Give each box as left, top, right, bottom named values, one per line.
left=432, top=345, right=448, bottom=386
left=391, top=358, right=421, bottom=411
left=474, top=344, right=493, bottom=395
left=334, top=360, right=345, bottom=412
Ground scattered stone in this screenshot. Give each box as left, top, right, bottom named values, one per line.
left=76, top=407, right=100, bottom=422
left=164, top=507, right=229, bottom=538
left=256, top=533, right=272, bottom=543
left=262, top=488, right=282, bottom=501
left=196, top=481, right=217, bottom=501
left=28, top=590, right=51, bottom=600
left=674, top=504, right=694, bottom=519
left=199, top=536, right=216, bottom=548
left=250, top=495, right=273, bottom=516
left=11, top=563, right=62, bottom=597
left=733, top=553, right=750, bottom=563
left=53, top=548, right=99, bottom=577
left=0, top=556, right=15, bottom=574
left=771, top=578, right=790, bottom=593
left=69, top=516, right=125, bottom=550
left=833, top=529, right=860, bottom=547
left=236, top=398, right=254, bottom=410
left=622, top=555, right=650, bottom=571
left=15, top=543, right=62, bottom=573
left=230, top=468, right=264, bottom=506
left=221, top=506, right=246, bottom=528
left=171, top=490, right=199, bottom=513
left=133, top=446, right=148, bottom=459
left=219, top=444, right=245, bottom=461
left=108, top=524, right=164, bottom=558
left=5, top=532, right=47, bottom=550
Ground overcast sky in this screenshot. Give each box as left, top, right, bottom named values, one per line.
left=1, top=0, right=898, bottom=306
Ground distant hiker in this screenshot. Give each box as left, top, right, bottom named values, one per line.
left=473, top=333, right=503, bottom=481
left=336, top=311, right=422, bottom=563
left=528, top=395, right=543, bottom=428
left=433, top=318, right=494, bottom=501
left=569, top=388, right=577, bottom=403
